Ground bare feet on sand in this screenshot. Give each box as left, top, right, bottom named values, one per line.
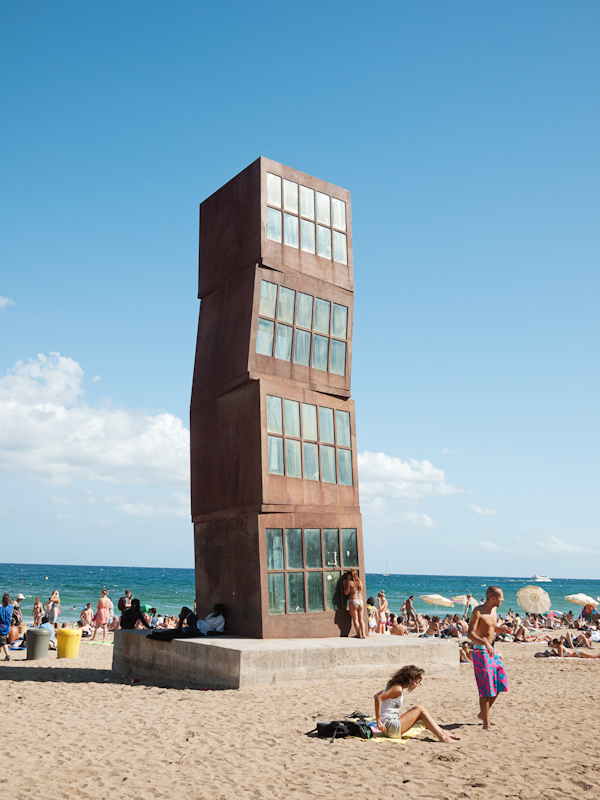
left=439, top=732, right=462, bottom=742
left=477, top=712, right=499, bottom=732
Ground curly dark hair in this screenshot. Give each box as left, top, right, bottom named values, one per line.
left=387, top=665, right=424, bottom=688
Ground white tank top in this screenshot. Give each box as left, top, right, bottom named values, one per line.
left=380, top=688, right=404, bottom=723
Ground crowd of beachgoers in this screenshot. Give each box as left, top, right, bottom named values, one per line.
left=0, top=587, right=181, bottom=656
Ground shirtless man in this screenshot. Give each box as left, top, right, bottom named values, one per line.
left=467, top=586, right=509, bottom=732
left=80, top=603, right=94, bottom=625
left=405, top=595, right=417, bottom=626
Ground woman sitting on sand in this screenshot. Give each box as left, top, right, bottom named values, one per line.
left=421, top=615, right=441, bottom=638
left=374, top=665, right=461, bottom=742
left=538, top=639, right=600, bottom=659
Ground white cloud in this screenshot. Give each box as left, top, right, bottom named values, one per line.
left=534, top=536, right=599, bottom=556
left=0, top=295, right=15, bottom=309
left=399, top=512, right=437, bottom=528
left=92, top=375, right=101, bottom=382
left=480, top=540, right=500, bottom=551
left=466, top=503, right=497, bottom=517
left=0, top=352, right=189, bottom=486
left=442, top=447, right=464, bottom=455
left=358, top=451, right=468, bottom=503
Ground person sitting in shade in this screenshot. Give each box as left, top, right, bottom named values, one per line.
left=119, top=599, right=151, bottom=630
left=147, top=604, right=226, bottom=641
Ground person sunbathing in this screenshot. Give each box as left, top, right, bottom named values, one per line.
left=421, top=616, right=441, bottom=638
left=460, top=642, right=473, bottom=663
left=374, top=665, right=461, bottom=742
left=542, top=639, right=600, bottom=659
left=562, top=631, right=594, bottom=649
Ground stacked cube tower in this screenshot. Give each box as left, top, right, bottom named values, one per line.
left=191, top=157, right=365, bottom=638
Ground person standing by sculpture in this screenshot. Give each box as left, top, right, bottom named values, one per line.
left=342, top=570, right=366, bottom=638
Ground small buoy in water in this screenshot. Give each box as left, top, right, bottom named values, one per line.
left=45, top=577, right=48, bottom=580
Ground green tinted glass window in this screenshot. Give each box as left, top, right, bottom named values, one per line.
left=284, top=399, right=300, bottom=437
left=266, top=529, right=284, bottom=570
left=338, top=449, right=353, bottom=486
left=296, top=292, right=313, bottom=329
left=335, top=410, right=351, bottom=447
left=259, top=280, right=277, bottom=317
left=332, top=304, right=348, bottom=339
left=319, top=407, right=335, bottom=444
left=304, top=528, right=322, bottom=568
left=287, top=572, right=305, bottom=614
left=302, top=403, right=318, bottom=440
left=266, top=395, right=282, bottom=434
left=285, top=438, right=302, bottom=478
left=325, top=571, right=342, bottom=610
left=267, top=436, right=283, bottom=475
left=285, top=528, right=303, bottom=569
left=303, top=442, right=319, bottom=481
left=278, top=286, right=296, bottom=323
left=323, top=529, right=340, bottom=568
left=268, top=573, right=285, bottom=614
left=307, top=572, right=325, bottom=612
left=293, top=329, right=311, bottom=366
left=256, top=318, right=274, bottom=356
left=321, top=445, right=336, bottom=484
left=341, top=529, right=358, bottom=568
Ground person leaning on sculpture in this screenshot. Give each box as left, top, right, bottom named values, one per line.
left=147, top=604, right=226, bottom=641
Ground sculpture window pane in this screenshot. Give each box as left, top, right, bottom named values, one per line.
left=300, top=219, right=316, bottom=254
left=325, top=571, right=342, bottom=610
left=259, top=280, right=277, bottom=318
left=267, top=435, right=284, bottom=475
left=285, top=438, right=302, bottom=478
left=300, top=185, right=315, bottom=219
left=284, top=213, right=299, bottom=248
left=303, top=442, right=319, bottom=481
left=314, top=298, right=331, bottom=335
left=268, top=573, right=285, bottom=614
left=293, top=329, right=311, bottom=366
left=319, top=407, right=335, bottom=444
left=331, top=197, right=346, bottom=231
left=304, top=528, right=322, bottom=568
left=312, top=334, right=329, bottom=371
left=330, top=339, right=346, bottom=376
left=342, top=528, right=358, bottom=568
left=332, top=303, right=348, bottom=339
left=284, top=399, right=301, bottom=438
left=274, top=323, right=293, bottom=361
left=287, top=571, right=305, bottom=613
left=296, top=292, right=313, bottom=329
left=267, top=207, right=282, bottom=243
left=335, top=409, right=351, bottom=447
left=307, top=571, right=325, bottom=612
left=256, top=318, right=275, bottom=356
left=283, top=179, right=298, bottom=213
left=278, top=287, right=296, bottom=324
left=324, top=529, right=340, bottom=568
left=332, top=230, right=347, bottom=265
left=266, top=395, right=283, bottom=434
left=266, top=173, right=281, bottom=208
left=338, top=448, right=353, bottom=486
left=316, top=191, right=331, bottom=226
left=317, top=225, right=331, bottom=259
left=301, top=403, right=318, bottom=441
left=285, top=528, right=304, bottom=569
left=321, top=445, right=336, bottom=484
left=266, top=528, right=284, bottom=570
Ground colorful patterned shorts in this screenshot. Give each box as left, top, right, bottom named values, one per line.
left=472, top=645, right=509, bottom=697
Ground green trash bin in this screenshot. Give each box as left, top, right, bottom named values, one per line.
left=26, top=627, right=52, bottom=660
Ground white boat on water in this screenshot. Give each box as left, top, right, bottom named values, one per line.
left=531, top=574, right=552, bottom=582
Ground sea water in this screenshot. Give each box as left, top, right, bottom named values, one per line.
left=1, top=562, right=598, bottom=624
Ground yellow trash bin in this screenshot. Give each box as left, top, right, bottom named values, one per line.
left=56, top=628, right=82, bottom=659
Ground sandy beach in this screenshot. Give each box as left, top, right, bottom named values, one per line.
left=1, top=635, right=599, bottom=800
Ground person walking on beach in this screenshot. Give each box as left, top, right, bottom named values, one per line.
left=467, top=586, right=509, bottom=732
left=342, top=570, right=366, bottom=638
left=0, top=593, right=14, bottom=661
left=374, top=665, right=461, bottom=742
left=405, top=595, right=417, bottom=626
left=91, top=589, right=111, bottom=642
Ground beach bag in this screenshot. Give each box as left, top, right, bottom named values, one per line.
left=308, top=720, right=373, bottom=743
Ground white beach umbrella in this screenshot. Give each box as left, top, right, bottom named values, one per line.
left=564, top=593, right=597, bottom=607
left=516, top=585, right=551, bottom=615
left=419, top=594, right=454, bottom=615
left=451, top=594, right=477, bottom=609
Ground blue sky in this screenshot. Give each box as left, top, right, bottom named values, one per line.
left=1, top=2, right=599, bottom=577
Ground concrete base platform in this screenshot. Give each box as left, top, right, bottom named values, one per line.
left=113, top=631, right=459, bottom=689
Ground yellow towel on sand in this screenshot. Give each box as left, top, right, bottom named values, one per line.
left=348, top=719, right=426, bottom=743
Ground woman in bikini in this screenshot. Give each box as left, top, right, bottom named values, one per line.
left=546, top=639, right=600, bottom=659
left=374, top=665, right=461, bottom=742
left=376, top=591, right=388, bottom=634
left=343, top=570, right=366, bottom=638
left=32, top=597, right=44, bottom=628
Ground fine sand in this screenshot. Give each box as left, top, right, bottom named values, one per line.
left=1, top=634, right=599, bottom=800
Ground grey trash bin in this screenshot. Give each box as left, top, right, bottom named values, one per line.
left=26, top=627, right=52, bottom=660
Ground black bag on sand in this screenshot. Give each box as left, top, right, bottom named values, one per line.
left=307, top=720, right=373, bottom=743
